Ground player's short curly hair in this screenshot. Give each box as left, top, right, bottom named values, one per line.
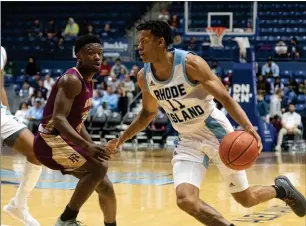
left=136, top=20, right=174, bottom=47
left=74, top=34, right=101, bottom=54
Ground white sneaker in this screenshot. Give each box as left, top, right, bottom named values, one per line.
left=3, top=199, right=40, bottom=226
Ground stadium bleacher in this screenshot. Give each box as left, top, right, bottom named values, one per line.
left=1, top=1, right=153, bottom=60
left=1, top=1, right=305, bottom=144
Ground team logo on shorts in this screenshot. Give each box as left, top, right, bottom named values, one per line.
left=68, top=154, right=80, bottom=163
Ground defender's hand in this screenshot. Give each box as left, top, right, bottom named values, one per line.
left=87, top=143, right=110, bottom=161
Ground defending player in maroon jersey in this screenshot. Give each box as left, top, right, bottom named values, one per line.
left=34, top=35, right=117, bottom=226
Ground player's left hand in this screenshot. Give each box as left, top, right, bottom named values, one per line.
left=246, top=127, right=263, bottom=154
left=105, top=138, right=122, bottom=157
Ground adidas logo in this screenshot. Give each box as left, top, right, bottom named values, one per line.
left=149, top=81, right=155, bottom=86
left=229, top=183, right=235, bottom=187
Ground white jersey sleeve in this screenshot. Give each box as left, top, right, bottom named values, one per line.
left=1, top=46, right=7, bottom=71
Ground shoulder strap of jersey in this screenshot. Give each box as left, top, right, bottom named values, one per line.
left=70, top=67, right=86, bottom=90
left=174, top=48, right=197, bottom=64
left=173, top=49, right=186, bottom=67
left=55, top=67, right=85, bottom=91
left=173, top=49, right=199, bottom=86
left=143, top=63, right=151, bottom=92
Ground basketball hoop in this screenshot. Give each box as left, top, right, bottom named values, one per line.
left=206, top=27, right=226, bottom=48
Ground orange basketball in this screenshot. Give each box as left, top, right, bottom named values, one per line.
left=219, top=131, right=259, bottom=171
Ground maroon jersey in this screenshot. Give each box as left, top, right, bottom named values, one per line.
left=41, top=67, right=93, bottom=135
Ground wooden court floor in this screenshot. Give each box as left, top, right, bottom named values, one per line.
left=1, top=147, right=305, bottom=226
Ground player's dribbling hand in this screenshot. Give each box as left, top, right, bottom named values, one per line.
left=246, top=127, right=263, bottom=154
left=106, top=138, right=124, bottom=158
left=87, top=143, right=110, bottom=161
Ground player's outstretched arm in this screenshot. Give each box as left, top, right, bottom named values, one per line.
left=119, top=68, right=159, bottom=143
left=52, top=74, right=91, bottom=149
left=185, top=54, right=262, bottom=152
left=107, top=69, right=159, bottom=153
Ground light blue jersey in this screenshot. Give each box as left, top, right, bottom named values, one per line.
left=143, top=49, right=222, bottom=142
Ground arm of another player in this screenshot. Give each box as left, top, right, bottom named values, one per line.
left=106, top=69, right=159, bottom=153
left=1, top=70, right=9, bottom=110
left=52, top=74, right=109, bottom=162
left=1, top=48, right=10, bottom=110
left=185, top=54, right=263, bottom=152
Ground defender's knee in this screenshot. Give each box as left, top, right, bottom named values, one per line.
left=98, top=161, right=108, bottom=178
left=92, top=160, right=108, bottom=179
left=96, top=180, right=115, bottom=197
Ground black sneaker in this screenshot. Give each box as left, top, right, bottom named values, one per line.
left=275, top=175, right=306, bottom=217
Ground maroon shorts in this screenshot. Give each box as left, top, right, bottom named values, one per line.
left=34, top=132, right=90, bottom=172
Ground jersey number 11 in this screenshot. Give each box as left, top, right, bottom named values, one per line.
left=166, top=100, right=185, bottom=112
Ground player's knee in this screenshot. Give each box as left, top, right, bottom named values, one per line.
left=92, top=160, right=108, bottom=179
left=96, top=181, right=115, bottom=198
left=176, top=195, right=198, bottom=214
left=26, top=154, right=41, bottom=165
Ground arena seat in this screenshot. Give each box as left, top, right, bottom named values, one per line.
left=41, top=69, right=52, bottom=76
left=16, top=75, right=26, bottom=85
left=297, top=95, right=306, bottom=104
left=280, top=78, right=289, bottom=85
left=103, top=112, right=122, bottom=141
left=1, top=1, right=153, bottom=60
left=87, top=114, right=108, bottom=142
left=294, top=71, right=305, bottom=79
left=4, top=76, right=15, bottom=85
left=52, top=69, right=64, bottom=77
left=295, top=104, right=306, bottom=114
left=280, top=70, right=293, bottom=78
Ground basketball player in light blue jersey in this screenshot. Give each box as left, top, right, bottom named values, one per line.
left=107, top=21, right=306, bottom=225
left=1, top=46, right=41, bottom=226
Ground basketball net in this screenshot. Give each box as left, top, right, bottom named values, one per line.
left=206, top=27, right=226, bottom=48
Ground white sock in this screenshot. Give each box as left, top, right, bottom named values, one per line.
left=14, top=161, right=42, bottom=208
